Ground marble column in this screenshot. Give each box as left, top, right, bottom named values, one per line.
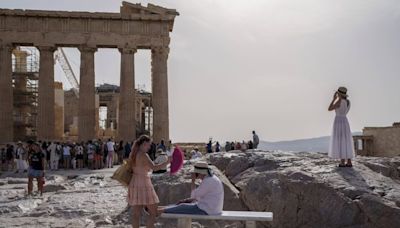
left=118, top=47, right=137, bottom=142
left=78, top=46, right=97, bottom=141
left=0, top=44, right=14, bottom=143
left=151, top=46, right=170, bottom=144
left=37, top=46, right=56, bottom=141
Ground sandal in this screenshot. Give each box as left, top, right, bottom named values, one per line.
left=143, top=207, right=150, bottom=216
left=338, top=164, right=346, bottom=167
left=345, top=163, right=353, bottom=168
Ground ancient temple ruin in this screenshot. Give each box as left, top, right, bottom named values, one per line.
left=354, top=122, right=400, bottom=157
left=0, top=2, right=178, bottom=143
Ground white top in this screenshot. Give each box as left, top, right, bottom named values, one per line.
left=48, top=143, right=59, bottom=160
left=335, top=99, right=351, bottom=117
left=154, top=154, right=168, bottom=170
left=106, top=141, right=115, bottom=152
left=191, top=175, right=224, bottom=215
left=63, top=146, right=71, bottom=156
left=191, top=150, right=202, bottom=160
left=76, top=146, right=83, bottom=155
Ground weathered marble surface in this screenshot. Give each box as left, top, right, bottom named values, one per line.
left=208, top=151, right=400, bottom=228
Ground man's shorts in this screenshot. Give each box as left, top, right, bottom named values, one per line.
left=28, top=167, right=44, bottom=178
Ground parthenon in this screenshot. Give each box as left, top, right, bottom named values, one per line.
left=0, top=1, right=178, bottom=143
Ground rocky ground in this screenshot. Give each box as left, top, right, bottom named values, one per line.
left=208, top=151, right=400, bottom=228
left=0, top=151, right=399, bottom=228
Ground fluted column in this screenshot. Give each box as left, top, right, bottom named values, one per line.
left=151, top=46, right=170, bottom=144
left=37, top=46, right=56, bottom=141
left=118, top=47, right=137, bottom=142
left=0, top=44, right=14, bottom=143
left=78, top=46, right=97, bottom=141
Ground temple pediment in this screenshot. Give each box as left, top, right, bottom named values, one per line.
left=120, top=1, right=179, bottom=17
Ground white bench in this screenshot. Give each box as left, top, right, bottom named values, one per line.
left=161, top=211, right=273, bottom=228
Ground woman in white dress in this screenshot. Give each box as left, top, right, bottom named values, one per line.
left=328, top=87, right=355, bottom=167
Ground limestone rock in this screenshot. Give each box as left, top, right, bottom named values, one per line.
left=208, top=151, right=400, bottom=228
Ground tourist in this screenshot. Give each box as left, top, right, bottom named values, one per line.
left=27, top=143, right=45, bottom=196
left=328, top=87, right=355, bottom=167
left=148, top=142, right=157, bottom=161
left=252, top=131, right=259, bottom=149
left=96, top=139, right=108, bottom=169
left=87, top=140, right=95, bottom=169
left=48, top=142, right=60, bottom=170
left=153, top=149, right=168, bottom=174
left=1, top=147, right=7, bottom=171
left=241, top=141, right=247, bottom=151
left=15, top=141, right=27, bottom=173
left=97, top=140, right=105, bottom=169
left=106, top=138, right=115, bottom=168
left=62, top=143, right=71, bottom=169
left=206, top=140, right=213, bottom=153
left=191, top=147, right=202, bottom=160
left=117, top=140, right=124, bottom=164
left=224, top=141, right=231, bottom=152
left=248, top=140, right=254, bottom=150
left=159, top=161, right=224, bottom=216
left=157, top=139, right=166, bottom=152
left=231, top=142, right=235, bottom=151
left=42, top=141, right=50, bottom=169
left=6, top=144, right=14, bottom=171
left=70, top=145, right=77, bottom=169
left=215, top=142, right=221, bottom=152
left=124, top=141, right=131, bottom=159
left=127, top=135, right=171, bottom=228
left=75, top=143, right=84, bottom=169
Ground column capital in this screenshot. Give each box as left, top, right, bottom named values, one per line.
left=119, top=47, right=137, bottom=54
left=78, top=45, right=98, bottom=53
left=37, top=45, right=57, bottom=53
left=151, top=46, right=169, bottom=55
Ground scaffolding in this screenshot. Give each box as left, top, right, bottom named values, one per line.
left=12, top=47, right=39, bottom=141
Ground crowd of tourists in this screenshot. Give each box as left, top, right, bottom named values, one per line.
left=206, top=130, right=260, bottom=153
left=0, top=139, right=133, bottom=172
left=0, top=139, right=176, bottom=173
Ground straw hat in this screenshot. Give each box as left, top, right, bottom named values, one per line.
left=193, top=161, right=210, bottom=176
left=17, top=141, right=22, bottom=145
left=337, top=87, right=348, bottom=97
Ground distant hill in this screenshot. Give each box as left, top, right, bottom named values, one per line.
left=259, top=132, right=362, bottom=153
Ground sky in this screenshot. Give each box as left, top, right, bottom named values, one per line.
left=2, top=0, right=400, bottom=143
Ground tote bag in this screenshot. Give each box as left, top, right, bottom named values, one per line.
left=111, top=159, right=133, bottom=187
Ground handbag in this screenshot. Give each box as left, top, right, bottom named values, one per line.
left=111, top=159, right=133, bottom=187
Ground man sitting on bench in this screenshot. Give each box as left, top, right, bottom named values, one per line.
left=159, top=161, right=224, bottom=215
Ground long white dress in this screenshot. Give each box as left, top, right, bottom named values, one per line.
left=329, top=99, right=355, bottom=159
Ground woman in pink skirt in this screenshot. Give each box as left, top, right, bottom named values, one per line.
left=127, top=135, right=171, bottom=228
left=328, top=87, right=355, bottom=167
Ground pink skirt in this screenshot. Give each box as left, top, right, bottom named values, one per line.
left=127, top=174, right=159, bottom=206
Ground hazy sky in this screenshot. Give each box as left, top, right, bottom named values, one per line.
left=2, top=0, right=400, bottom=142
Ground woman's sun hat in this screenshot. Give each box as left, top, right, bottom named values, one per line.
left=337, top=86, right=348, bottom=97
left=193, top=161, right=210, bottom=176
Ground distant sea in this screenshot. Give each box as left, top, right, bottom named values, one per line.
left=259, top=132, right=362, bottom=153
